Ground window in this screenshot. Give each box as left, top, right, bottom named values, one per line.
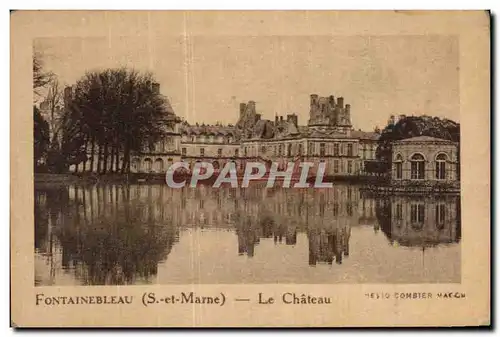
left=395, top=162, right=402, bottom=179
left=435, top=153, right=447, bottom=180
left=278, top=144, right=283, bottom=156
left=244, top=147, right=247, bottom=157
left=298, top=144, right=303, bottom=156
left=394, top=154, right=403, bottom=179
left=308, top=142, right=314, bottom=156
left=347, top=160, right=353, bottom=174
left=436, top=204, right=446, bottom=229
left=410, top=153, right=425, bottom=180
left=333, top=143, right=340, bottom=156
left=261, top=145, right=266, bottom=154
left=333, top=160, right=339, bottom=174
left=287, top=144, right=292, bottom=157
left=341, top=143, right=347, bottom=155
left=200, top=148, right=205, bottom=157
left=144, top=158, right=152, bottom=171
left=347, top=144, right=353, bottom=157
left=410, top=204, right=425, bottom=229
left=217, top=148, right=222, bottom=157
left=235, top=149, right=239, bottom=157
left=182, top=147, right=186, bottom=156
left=319, top=143, right=326, bottom=156
left=395, top=203, right=403, bottom=220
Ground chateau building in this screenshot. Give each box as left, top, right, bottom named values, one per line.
left=391, top=136, right=459, bottom=183
left=123, top=93, right=382, bottom=177
left=58, top=85, right=460, bottom=180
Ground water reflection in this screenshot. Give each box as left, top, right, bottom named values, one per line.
left=34, top=183, right=461, bottom=285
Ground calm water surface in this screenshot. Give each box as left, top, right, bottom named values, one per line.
left=34, top=183, right=461, bottom=285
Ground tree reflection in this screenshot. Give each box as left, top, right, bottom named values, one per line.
left=35, top=186, right=179, bottom=285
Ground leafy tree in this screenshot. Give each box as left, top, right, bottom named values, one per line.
left=33, top=106, right=50, bottom=171
left=62, top=68, right=173, bottom=174
left=368, top=115, right=460, bottom=176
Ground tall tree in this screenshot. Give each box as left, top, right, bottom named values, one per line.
left=33, top=51, right=53, bottom=98
left=62, top=68, right=171, bottom=174
left=33, top=106, right=50, bottom=171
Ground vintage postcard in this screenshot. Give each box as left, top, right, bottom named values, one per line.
left=11, top=10, right=490, bottom=327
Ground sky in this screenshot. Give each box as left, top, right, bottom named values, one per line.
left=34, top=34, right=459, bottom=131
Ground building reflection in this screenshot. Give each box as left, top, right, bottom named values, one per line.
left=34, top=183, right=461, bottom=285
left=376, top=194, right=461, bottom=248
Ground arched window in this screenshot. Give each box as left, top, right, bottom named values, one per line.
left=435, top=153, right=447, bottom=180
left=144, top=158, right=153, bottom=172
left=212, top=160, right=220, bottom=170
left=394, top=154, right=403, bottom=180
left=410, top=153, right=425, bottom=180
left=154, top=158, right=164, bottom=172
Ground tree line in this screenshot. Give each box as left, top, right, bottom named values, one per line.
left=34, top=52, right=173, bottom=174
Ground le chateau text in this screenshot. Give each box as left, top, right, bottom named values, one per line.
left=259, top=292, right=332, bottom=305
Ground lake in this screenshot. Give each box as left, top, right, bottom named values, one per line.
left=34, top=183, right=461, bottom=285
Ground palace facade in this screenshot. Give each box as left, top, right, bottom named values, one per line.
left=69, top=88, right=381, bottom=177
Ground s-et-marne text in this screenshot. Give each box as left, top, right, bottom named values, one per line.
left=142, top=292, right=226, bottom=307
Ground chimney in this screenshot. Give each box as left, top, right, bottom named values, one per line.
left=337, top=97, right=344, bottom=108
left=280, top=116, right=283, bottom=122
left=345, top=104, right=351, bottom=113
left=310, top=94, right=318, bottom=106
left=287, top=114, right=298, bottom=127
left=255, top=114, right=261, bottom=121
left=239, top=103, right=247, bottom=117
left=275, top=116, right=279, bottom=125
left=247, top=100, right=256, bottom=114
left=152, top=82, right=160, bottom=94
left=328, top=95, right=336, bottom=106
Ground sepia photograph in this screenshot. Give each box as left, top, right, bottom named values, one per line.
left=33, top=35, right=462, bottom=286
left=11, top=10, right=490, bottom=327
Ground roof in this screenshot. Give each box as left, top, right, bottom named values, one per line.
left=395, top=136, right=456, bottom=144
left=351, top=130, right=381, bottom=140
left=179, top=125, right=237, bottom=137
